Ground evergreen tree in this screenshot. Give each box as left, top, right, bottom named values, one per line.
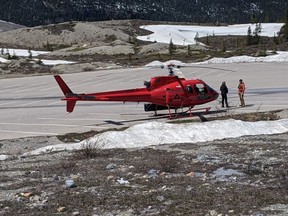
left=251, top=14, right=257, bottom=24
left=258, top=39, right=266, bottom=56
left=249, top=23, right=261, bottom=45
left=273, top=41, right=278, bottom=54
left=221, top=42, right=226, bottom=53
left=168, top=39, right=175, bottom=55
left=7, top=52, right=11, bottom=60
left=205, top=34, right=210, bottom=46
left=273, top=33, right=279, bottom=45
left=236, top=37, right=240, bottom=50
left=36, top=58, right=43, bottom=65
left=284, top=9, right=288, bottom=41
left=11, top=51, right=18, bottom=59
left=246, top=26, right=252, bottom=45
left=28, top=48, right=33, bottom=59
left=238, top=43, right=244, bottom=55
left=44, top=41, right=53, bottom=51
left=194, top=32, right=199, bottom=45
left=254, top=23, right=262, bottom=35
left=187, top=45, right=192, bottom=56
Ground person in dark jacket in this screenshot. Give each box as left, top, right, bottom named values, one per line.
left=220, top=81, right=229, bottom=108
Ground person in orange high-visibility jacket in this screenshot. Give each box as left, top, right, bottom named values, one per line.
left=238, top=79, right=245, bottom=107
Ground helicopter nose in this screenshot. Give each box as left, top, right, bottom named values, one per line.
left=213, top=90, right=219, bottom=100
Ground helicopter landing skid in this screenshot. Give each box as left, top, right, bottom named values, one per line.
left=168, top=107, right=211, bottom=119
left=190, top=107, right=211, bottom=115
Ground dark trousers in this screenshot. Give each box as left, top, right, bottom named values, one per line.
left=221, top=94, right=228, bottom=107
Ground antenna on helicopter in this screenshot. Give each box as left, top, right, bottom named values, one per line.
left=145, top=61, right=186, bottom=78
left=165, top=63, right=186, bottom=78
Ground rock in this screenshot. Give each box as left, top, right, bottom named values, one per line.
left=70, top=174, right=80, bottom=180
left=116, top=178, right=129, bottom=185
left=21, top=192, right=34, bottom=198
left=0, top=68, right=7, bottom=74
left=156, top=196, right=165, bottom=202
left=186, top=171, right=196, bottom=177
left=30, top=195, right=41, bottom=202
left=186, top=186, right=193, bottom=192
left=119, top=166, right=129, bottom=172
left=148, top=169, right=159, bottom=178
left=277, top=109, right=288, bottom=119
left=51, top=63, right=97, bottom=74
left=52, top=174, right=59, bottom=181
left=138, top=43, right=168, bottom=55
left=148, top=189, right=157, bottom=193
left=57, top=206, right=66, bottom=212
left=208, top=210, right=218, bottom=216
left=0, top=154, right=13, bottom=161
left=106, top=163, right=117, bottom=170
left=65, top=179, right=76, bottom=188
left=107, top=175, right=115, bottom=180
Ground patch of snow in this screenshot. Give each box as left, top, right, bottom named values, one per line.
left=23, top=119, right=288, bottom=156
left=39, top=59, right=76, bottom=65
left=193, top=51, right=288, bottom=64
left=0, top=155, right=12, bottom=161
left=1, top=48, right=49, bottom=57
left=0, top=57, right=9, bottom=63
left=137, top=23, right=284, bottom=45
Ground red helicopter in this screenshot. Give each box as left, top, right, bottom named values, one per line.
left=54, top=65, right=219, bottom=118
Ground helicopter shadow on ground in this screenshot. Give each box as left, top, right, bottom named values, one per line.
left=88, top=114, right=171, bottom=126
left=167, top=104, right=255, bottom=121
left=226, top=104, right=254, bottom=110
left=86, top=104, right=256, bottom=127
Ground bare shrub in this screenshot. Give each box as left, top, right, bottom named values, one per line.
left=157, top=154, right=179, bottom=173
left=72, top=138, right=105, bottom=159
left=39, top=160, right=78, bottom=177
left=60, top=160, right=77, bottom=171
left=105, top=34, right=117, bottom=42
left=214, top=104, right=237, bottom=119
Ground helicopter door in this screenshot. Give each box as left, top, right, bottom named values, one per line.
left=194, top=84, right=209, bottom=100
left=187, top=85, right=193, bottom=94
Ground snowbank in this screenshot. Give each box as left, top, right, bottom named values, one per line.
left=22, top=118, right=288, bottom=156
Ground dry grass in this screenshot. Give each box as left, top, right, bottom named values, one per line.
left=1, top=139, right=287, bottom=215
left=72, top=138, right=106, bottom=159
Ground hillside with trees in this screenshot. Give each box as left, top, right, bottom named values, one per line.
left=0, top=0, right=288, bottom=27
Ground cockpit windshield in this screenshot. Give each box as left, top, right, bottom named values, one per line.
left=194, top=83, right=208, bottom=94
left=204, top=84, right=215, bottom=93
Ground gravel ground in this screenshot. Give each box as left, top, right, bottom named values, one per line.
left=0, top=114, right=287, bottom=215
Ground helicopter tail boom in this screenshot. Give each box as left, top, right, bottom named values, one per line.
left=54, top=75, right=78, bottom=112
left=54, top=75, right=73, bottom=96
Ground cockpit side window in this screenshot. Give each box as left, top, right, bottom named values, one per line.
left=194, top=84, right=209, bottom=94
left=187, top=85, right=193, bottom=94
left=194, top=84, right=200, bottom=94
